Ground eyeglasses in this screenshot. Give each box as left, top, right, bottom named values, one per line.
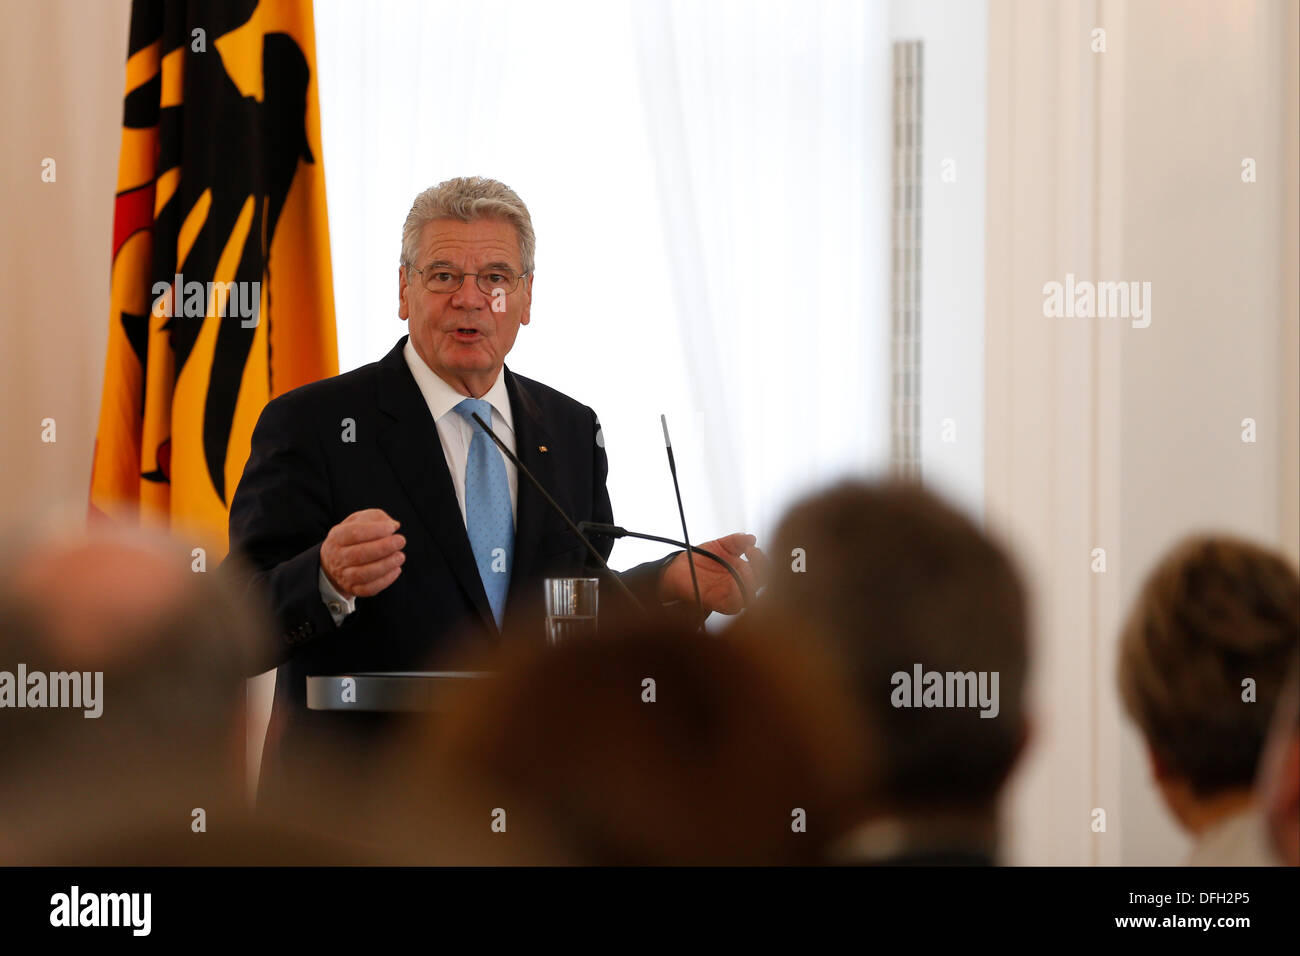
left=408, top=263, right=530, bottom=296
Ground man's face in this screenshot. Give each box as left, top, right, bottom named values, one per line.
left=399, top=216, right=533, bottom=396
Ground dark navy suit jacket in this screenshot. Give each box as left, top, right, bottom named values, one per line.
left=226, top=336, right=672, bottom=803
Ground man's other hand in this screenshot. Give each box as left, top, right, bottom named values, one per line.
left=656, top=533, right=769, bottom=615
left=320, top=509, right=406, bottom=599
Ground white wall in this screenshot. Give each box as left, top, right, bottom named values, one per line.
left=1112, top=0, right=1297, bottom=865
left=0, top=0, right=132, bottom=526
left=987, top=0, right=1299, bottom=865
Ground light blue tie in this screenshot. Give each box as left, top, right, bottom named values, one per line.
left=453, top=398, right=514, bottom=629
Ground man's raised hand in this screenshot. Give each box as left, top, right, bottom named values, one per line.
left=320, top=509, right=406, bottom=598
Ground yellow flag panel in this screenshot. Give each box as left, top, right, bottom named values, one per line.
left=91, top=0, right=338, bottom=557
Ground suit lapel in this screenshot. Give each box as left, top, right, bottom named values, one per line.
left=503, top=366, right=555, bottom=616
left=375, top=339, right=496, bottom=635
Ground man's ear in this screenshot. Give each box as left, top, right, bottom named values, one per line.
left=519, top=272, right=533, bottom=326
left=398, top=265, right=410, bottom=321
left=1015, top=714, right=1033, bottom=766
left=993, top=715, right=1033, bottom=794
left=1147, top=742, right=1172, bottom=782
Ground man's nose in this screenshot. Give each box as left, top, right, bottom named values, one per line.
left=449, top=274, right=490, bottom=309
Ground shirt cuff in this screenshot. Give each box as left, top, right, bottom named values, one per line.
left=318, top=566, right=357, bottom=625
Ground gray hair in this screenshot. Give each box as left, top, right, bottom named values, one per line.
left=401, top=177, right=536, bottom=275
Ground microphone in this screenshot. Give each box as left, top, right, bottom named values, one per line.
left=577, top=522, right=749, bottom=608
left=469, top=412, right=646, bottom=616
left=660, top=415, right=703, bottom=624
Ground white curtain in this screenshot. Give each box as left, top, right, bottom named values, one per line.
left=629, top=0, right=892, bottom=543
left=314, top=0, right=891, bottom=581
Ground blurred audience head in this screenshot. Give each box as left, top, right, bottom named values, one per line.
left=0, top=518, right=273, bottom=861
left=1117, top=535, right=1300, bottom=845
left=762, top=480, right=1030, bottom=863
left=394, top=611, right=867, bottom=865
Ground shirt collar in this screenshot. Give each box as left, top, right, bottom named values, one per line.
left=402, top=337, right=514, bottom=433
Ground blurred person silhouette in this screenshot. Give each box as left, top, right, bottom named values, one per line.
left=0, top=520, right=379, bottom=864
left=390, top=609, right=867, bottom=865
left=1255, top=650, right=1299, bottom=866
left=759, top=480, right=1031, bottom=865
left=1116, top=536, right=1300, bottom=866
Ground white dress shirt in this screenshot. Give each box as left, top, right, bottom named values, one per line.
left=318, top=340, right=518, bottom=621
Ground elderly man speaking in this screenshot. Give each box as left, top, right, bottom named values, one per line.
left=228, top=177, right=766, bottom=808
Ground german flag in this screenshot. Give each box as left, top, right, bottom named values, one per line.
left=91, top=0, right=337, bottom=557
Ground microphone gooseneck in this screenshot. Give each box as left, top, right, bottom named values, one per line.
left=578, top=522, right=749, bottom=609
left=469, top=412, right=646, bottom=616
left=660, top=415, right=703, bottom=626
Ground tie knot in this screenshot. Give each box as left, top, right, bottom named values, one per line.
left=453, top=397, right=492, bottom=431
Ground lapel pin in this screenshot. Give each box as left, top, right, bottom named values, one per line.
left=538, top=445, right=548, bottom=453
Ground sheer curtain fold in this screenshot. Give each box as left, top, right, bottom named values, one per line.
left=629, top=0, right=891, bottom=538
